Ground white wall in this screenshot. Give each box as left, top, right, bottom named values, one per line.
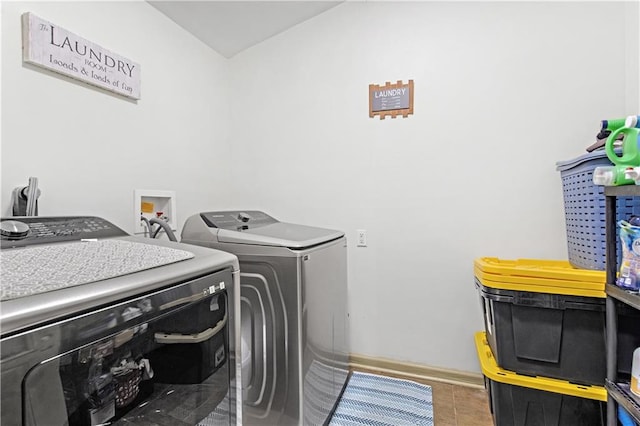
left=626, top=0, right=640, bottom=112
left=637, top=0, right=640, bottom=112
left=228, top=1, right=633, bottom=373
left=1, top=1, right=637, bottom=376
left=1, top=1, right=233, bottom=233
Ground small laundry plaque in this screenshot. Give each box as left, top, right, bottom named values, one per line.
left=22, top=12, right=141, bottom=99
left=369, top=80, right=414, bottom=119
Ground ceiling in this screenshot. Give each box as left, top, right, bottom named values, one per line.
left=147, top=1, right=342, bottom=58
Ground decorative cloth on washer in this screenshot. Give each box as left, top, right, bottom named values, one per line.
left=1, top=239, right=194, bottom=301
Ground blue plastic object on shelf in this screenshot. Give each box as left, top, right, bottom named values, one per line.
left=618, top=406, right=637, bottom=426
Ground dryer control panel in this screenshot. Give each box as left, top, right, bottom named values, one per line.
left=0, top=216, right=128, bottom=248
left=200, top=210, right=277, bottom=231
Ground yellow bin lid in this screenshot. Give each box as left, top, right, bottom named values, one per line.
left=476, top=274, right=605, bottom=298
left=474, top=257, right=606, bottom=298
left=474, top=331, right=606, bottom=402
left=475, top=258, right=605, bottom=282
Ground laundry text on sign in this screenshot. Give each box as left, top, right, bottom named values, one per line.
left=23, top=12, right=141, bottom=99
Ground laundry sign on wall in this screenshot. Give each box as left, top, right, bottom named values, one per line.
left=369, top=80, right=414, bottom=119
left=21, top=12, right=141, bottom=100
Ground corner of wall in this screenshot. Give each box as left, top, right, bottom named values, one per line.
left=625, top=0, right=640, bottom=112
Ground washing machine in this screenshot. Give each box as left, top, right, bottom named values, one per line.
left=0, top=216, right=242, bottom=426
left=181, top=211, right=350, bottom=426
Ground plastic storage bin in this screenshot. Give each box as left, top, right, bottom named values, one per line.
left=477, top=279, right=606, bottom=385
left=474, top=332, right=606, bottom=426
left=475, top=257, right=606, bottom=385
left=556, top=150, right=639, bottom=270
left=476, top=257, right=640, bottom=384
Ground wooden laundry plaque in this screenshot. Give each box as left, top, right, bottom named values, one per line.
left=369, top=80, right=414, bottom=119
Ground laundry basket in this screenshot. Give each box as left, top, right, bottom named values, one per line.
left=556, top=150, right=640, bottom=270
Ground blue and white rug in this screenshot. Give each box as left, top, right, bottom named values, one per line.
left=329, top=372, right=434, bottom=426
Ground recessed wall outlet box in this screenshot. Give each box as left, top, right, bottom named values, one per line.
left=134, top=189, right=177, bottom=234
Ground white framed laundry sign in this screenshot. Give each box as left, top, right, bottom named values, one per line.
left=22, top=13, right=141, bottom=100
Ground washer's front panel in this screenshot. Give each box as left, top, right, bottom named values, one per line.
left=1, top=270, right=233, bottom=426
left=239, top=257, right=300, bottom=426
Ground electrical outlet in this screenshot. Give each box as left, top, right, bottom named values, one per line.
left=357, top=229, right=367, bottom=247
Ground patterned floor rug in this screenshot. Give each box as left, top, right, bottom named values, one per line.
left=329, top=372, right=434, bottom=426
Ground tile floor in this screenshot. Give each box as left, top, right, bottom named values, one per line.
left=425, top=380, right=494, bottom=426
left=352, top=368, right=494, bottom=426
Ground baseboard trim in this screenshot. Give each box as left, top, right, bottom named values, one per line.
left=349, top=353, right=485, bottom=389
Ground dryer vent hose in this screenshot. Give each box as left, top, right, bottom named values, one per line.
left=12, top=177, right=41, bottom=216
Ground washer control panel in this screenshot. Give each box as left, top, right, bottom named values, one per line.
left=0, top=216, right=128, bottom=248
left=200, top=210, right=277, bottom=231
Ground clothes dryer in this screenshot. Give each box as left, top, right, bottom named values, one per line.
left=181, top=211, right=349, bottom=425
left=0, top=216, right=242, bottom=426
